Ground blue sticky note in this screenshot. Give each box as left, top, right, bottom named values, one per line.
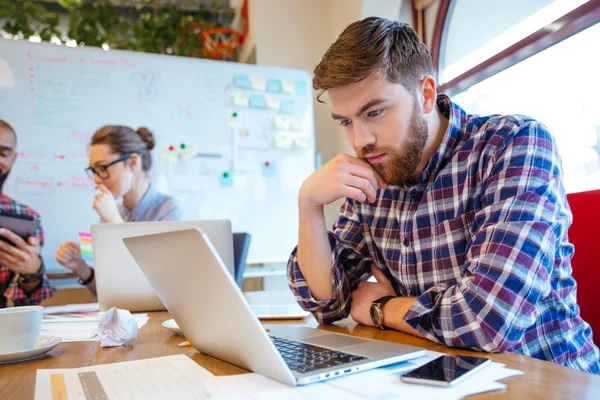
left=295, top=81, right=308, bottom=95
left=267, top=79, right=282, bottom=93
left=280, top=99, right=295, bottom=115
left=220, top=171, right=234, bottom=188
left=234, top=74, right=251, bottom=89
left=249, top=94, right=266, bottom=109
left=263, top=162, right=276, bottom=178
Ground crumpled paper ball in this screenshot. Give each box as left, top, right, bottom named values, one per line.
left=92, top=307, right=139, bottom=347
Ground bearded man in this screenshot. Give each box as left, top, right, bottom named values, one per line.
left=286, top=18, right=600, bottom=374
left=0, top=120, right=52, bottom=308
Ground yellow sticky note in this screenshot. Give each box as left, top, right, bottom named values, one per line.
left=291, top=118, right=304, bottom=131
left=294, top=136, right=309, bottom=148
left=227, top=111, right=242, bottom=128
left=250, top=76, right=267, bottom=91
left=160, top=146, right=179, bottom=163
left=265, top=95, right=280, bottom=110
left=282, top=80, right=296, bottom=94
left=274, top=115, right=291, bottom=130
left=180, top=145, right=197, bottom=161
left=274, top=133, right=294, bottom=149
left=232, top=92, right=249, bottom=108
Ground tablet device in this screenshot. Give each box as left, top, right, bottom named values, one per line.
left=0, top=211, right=41, bottom=244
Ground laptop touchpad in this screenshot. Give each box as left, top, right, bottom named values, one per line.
left=304, top=334, right=369, bottom=349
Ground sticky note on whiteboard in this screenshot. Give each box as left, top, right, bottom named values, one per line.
left=227, top=111, right=242, bottom=128
left=274, top=133, right=294, bottom=149
left=280, top=99, right=295, bottom=115
left=234, top=74, right=251, bottom=89
left=249, top=94, right=267, bottom=109
left=250, top=76, right=267, bottom=91
left=295, top=81, right=309, bottom=95
left=291, top=117, right=304, bottom=131
left=282, top=80, right=296, bottom=94
left=262, top=162, right=276, bottom=178
left=160, top=146, right=180, bottom=163
left=274, top=115, right=291, bottom=130
left=220, top=171, right=234, bottom=188
left=232, top=92, right=249, bottom=108
left=267, top=79, right=282, bottom=93
left=179, top=144, right=197, bottom=161
left=294, top=136, right=309, bottom=148
left=265, top=95, right=280, bottom=110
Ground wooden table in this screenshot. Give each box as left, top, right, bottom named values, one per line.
left=1, top=311, right=599, bottom=399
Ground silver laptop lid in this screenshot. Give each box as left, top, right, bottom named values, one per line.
left=92, top=220, right=233, bottom=312
left=123, top=228, right=297, bottom=386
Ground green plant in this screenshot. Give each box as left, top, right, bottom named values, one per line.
left=67, top=0, right=124, bottom=47
left=0, top=0, right=236, bottom=59
left=0, top=0, right=61, bottom=41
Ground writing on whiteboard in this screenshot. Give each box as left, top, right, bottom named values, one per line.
left=17, top=151, right=51, bottom=164
left=71, top=175, right=95, bottom=189
left=16, top=177, right=55, bottom=194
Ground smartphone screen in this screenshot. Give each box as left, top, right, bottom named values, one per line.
left=401, top=355, right=491, bottom=387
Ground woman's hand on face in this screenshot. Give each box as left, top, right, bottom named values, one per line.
left=93, top=184, right=124, bottom=223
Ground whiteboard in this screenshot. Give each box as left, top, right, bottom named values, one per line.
left=0, top=39, right=314, bottom=271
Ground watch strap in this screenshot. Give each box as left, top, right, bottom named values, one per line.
left=372, top=295, right=396, bottom=329
left=78, top=267, right=95, bottom=286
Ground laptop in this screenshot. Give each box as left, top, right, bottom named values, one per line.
left=91, top=220, right=233, bottom=312
left=123, top=227, right=426, bottom=386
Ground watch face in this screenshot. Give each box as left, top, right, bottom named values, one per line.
left=370, top=303, right=383, bottom=327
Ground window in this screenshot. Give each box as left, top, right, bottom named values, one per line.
left=453, top=21, right=600, bottom=193
left=441, top=0, right=589, bottom=84
left=430, top=0, right=600, bottom=193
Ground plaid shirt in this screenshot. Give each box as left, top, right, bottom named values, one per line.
left=288, top=95, right=600, bottom=373
left=0, top=194, right=53, bottom=308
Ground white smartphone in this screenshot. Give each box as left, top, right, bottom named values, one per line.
left=400, top=355, right=491, bottom=387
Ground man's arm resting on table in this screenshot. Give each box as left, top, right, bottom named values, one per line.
left=382, top=297, right=425, bottom=339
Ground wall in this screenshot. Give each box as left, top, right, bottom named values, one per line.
left=251, top=0, right=412, bottom=227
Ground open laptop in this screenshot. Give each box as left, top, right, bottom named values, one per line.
left=92, top=220, right=233, bottom=312
left=123, top=227, right=426, bottom=386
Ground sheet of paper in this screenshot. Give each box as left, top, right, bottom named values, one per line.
left=35, top=355, right=213, bottom=400
left=43, top=303, right=100, bottom=315
left=200, top=357, right=523, bottom=400
left=41, top=313, right=149, bottom=342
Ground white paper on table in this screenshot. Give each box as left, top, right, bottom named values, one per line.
left=34, top=355, right=213, bottom=400
left=200, top=354, right=523, bottom=400
left=43, top=303, right=100, bottom=315
left=42, top=313, right=148, bottom=342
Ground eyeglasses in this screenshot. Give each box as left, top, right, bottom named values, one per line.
left=85, top=153, right=132, bottom=179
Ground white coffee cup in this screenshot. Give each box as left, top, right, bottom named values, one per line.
left=0, top=305, right=43, bottom=353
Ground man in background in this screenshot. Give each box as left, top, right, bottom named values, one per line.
left=0, top=120, right=52, bottom=308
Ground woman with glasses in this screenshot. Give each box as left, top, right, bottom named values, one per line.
left=55, top=125, right=183, bottom=295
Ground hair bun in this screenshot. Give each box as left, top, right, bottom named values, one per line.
left=136, top=127, right=155, bottom=151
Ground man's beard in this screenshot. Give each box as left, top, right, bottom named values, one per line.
left=357, top=105, right=428, bottom=185
left=0, top=169, right=10, bottom=193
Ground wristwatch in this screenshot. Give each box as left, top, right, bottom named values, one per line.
left=370, top=296, right=396, bottom=329
left=78, top=267, right=95, bottom=286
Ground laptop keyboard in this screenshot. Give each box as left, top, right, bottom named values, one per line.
left=270, top=335, right=368, bottom=374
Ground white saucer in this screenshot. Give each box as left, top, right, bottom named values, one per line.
left=162, top=319, right=183, bottom=335
left=0, top=336, right=62, bottom=364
